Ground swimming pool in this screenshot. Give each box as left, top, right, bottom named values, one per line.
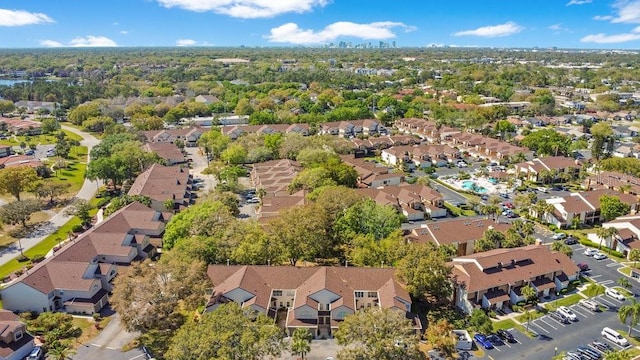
left=461, top=180, right=487, bottom=193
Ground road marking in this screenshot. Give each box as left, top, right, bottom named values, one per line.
left=128, top=355, right=145, bottom=360
left=106, top=347, right=118, bottom=350
left=607, top=262, right=623, bottom=267
left=597, top=296, right=619, bottom=307
left=590, top=275, right=602, bottom=279
left=599, top=280, right=613, bottom=285
left=529, top=322, right=550, bottom=334
left=537, top=318, right=558, bottom=330
left=570, top=306, right=589, bottom=318
left=90, top=343, right=103, bottom=348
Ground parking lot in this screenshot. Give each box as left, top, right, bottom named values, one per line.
left=456, top=241, right=636, bottom=359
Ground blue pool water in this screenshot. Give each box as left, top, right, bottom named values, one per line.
left=462, top=180, right=487, bottom=193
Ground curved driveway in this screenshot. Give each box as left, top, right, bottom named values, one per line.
left=0, top=125, right=101, bottom=267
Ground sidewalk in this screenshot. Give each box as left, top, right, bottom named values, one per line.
left=0, top=125, right=100, bottom=267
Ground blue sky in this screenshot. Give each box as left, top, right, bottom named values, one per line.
left=2, top=0, right=640, bottom=48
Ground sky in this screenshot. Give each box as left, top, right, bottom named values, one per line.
left=3, top=0, right=640, bottom=49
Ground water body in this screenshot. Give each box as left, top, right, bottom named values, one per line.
left=0, top=79, right=32, bottom=86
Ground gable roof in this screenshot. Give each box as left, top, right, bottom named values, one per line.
left=206, top=265, right=411, bottom=313
left=451, top=244, right=579, bottom=293
left=128, top=164, right=190, bottom=202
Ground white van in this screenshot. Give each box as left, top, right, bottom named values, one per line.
left=601, top=327, right=629, bottom=347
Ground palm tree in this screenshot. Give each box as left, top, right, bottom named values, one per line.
left=629, top=249, right=640, bottom=270
left=604, top=350, right=632, bottom=360
left=290, top=328, right=312, bottom=360
left=521, top=310, right=535, bottom=334
left=521, top=284, right=538, bottom=306
left=596, top=227, right=619, bottom=250
left=46, top=343, right=76, bottom=360
left=618, top=299, right=640, bottom=337
left=551, top=241, right=573, bottom=258
left=533, top=200, right=554, bottom=222
left=618, top=277, right=632, bottom=290
left=586, top=283, right=605, bottom=298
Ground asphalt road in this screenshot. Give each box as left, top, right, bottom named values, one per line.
left=429, top=179, right=469, bottom=206
left=73, top=313, right=145, bottom=360
left=0, top=125, right=101, bottom=267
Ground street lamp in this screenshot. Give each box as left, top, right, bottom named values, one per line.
left=554, top=347, right=558, bottom=357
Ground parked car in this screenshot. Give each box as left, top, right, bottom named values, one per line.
left=593, top=252, right=607, bottom=260
left=552, top=232, right=567, bottom=240
left=577, top=263, right=589, bottom=271
left=537, top=187, right=550, bottom=193
left=591, top=341, right=613, bottom=353
left=549, top=311, right=569, bottom=324
left=584, top=248, right=599, bottom=257
left=247, top=197, right=260, bottom=204
left=602, top=327, right=629, bottom=347
left=579, top=299, right=600, bottom=312
left=557, top=306, right=578, bottom=321
left=564, top=236, right=578, bottom=245
left=26, top=346, right=43, bottom=360
left=503, top=202, right=514, bottom=209
left=496, top=329, right=515, bottom=343
left=566, top=352, right=583, bottom=360
left=473, top=334, right=494, bottom=349
left=605, top=288, right=626, bottom=301
left=480, top=194, right=489, bottom=201
left=577, top=345, right=601, bottom=359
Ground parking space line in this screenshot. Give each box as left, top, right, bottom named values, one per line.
left=128, top=355, right=145, bottom=360
left=607, top=262, right=624, bottom=267
left=528, top=321, right=550, bottom=334
left=597, top=296, right=619, bottom=307
left=570, top=306, right=589, bottom=318
left=590, top=275, right=602, bottom=279
left=537, top=318, right=559, bottom=330
left=599, top=280, right=613, bottom=285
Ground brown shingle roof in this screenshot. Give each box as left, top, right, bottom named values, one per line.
left=450, top=245, right=579, bottom=293
left=206, top=265, right=411, bottom=314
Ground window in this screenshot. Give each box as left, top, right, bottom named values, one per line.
left=286, top=302, right=290, bottom=307
left=355, top=291, right=364, bottom=298
left=272, top=290, right=283, bottom=297
left=14, top=330, right=22, bottom=340
left=368, top=292, right=377, bottom=298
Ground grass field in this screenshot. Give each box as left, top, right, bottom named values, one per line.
left=0, top=199, right=99, bottom=280
left=0, top=129, right=82, bottom=146
left=544, top=293, right=583, bottom=311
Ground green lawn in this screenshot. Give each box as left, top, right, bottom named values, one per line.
left=492, top=318, right=518, bottom=331
left=515, top=307, right=548, bottom=323
left=0, top=200, right=99, bottom=280
left=620, top=267, right=632, bottom=276
left=614, top=287, right=634, bottom=298
left=583, top=284, right=606, bottom=297
left=544, top=293, right=583, bottom=311
left=0, top=130, right=82, bottom=146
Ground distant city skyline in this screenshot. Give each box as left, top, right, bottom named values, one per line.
left=3, top=0, right=640, bottom=49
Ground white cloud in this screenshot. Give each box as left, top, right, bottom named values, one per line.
left=611, top=0, right=640, bottom=23
left=581, top=32, right=640, bottom=43
left=156, top=0, right=329, bottom=18
left=594, top=15, right=614, bottom=20
left=120, top=30, right=129, bottom=35
left=176, top=39, right=197, bottom=46
left=453, top=22, right=523, bottom=37
left=69, top=36, right=117, bottom=47
left=566, top=0, right=592, bottom=5
left=40, top=36, right=117, bottom=47
left=40, top=40, right=63, bottom=47
left=549, top=23, right=571, bottom=32
left=0, top=8, right=53, bottom=26
left=266, top=21, right=415, bottom=44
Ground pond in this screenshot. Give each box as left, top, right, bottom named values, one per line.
left=0, top=79, right=32, bottom=86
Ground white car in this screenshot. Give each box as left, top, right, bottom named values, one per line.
left=552, top=233, right=567, bottom=240
left=593, top=252, right=607, bottom=260
left=606, top=288, right=626, bottom=301
left=537, top=187, right=550, bottom=193
left=578, top=299, right=600, bottom=312
left=584, top=248, right=598, bottom=257
left=557, top=306, right=578, bottom=321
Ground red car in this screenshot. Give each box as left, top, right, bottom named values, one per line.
left=503, top=202, right=514, bottom=209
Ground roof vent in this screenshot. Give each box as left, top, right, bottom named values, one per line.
left=497, top=262, right=503, bottom=269
left=511, top=259, right=516, bottom=266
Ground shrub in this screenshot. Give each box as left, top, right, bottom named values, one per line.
left=31, top=254, right=45, bottom=263
left=548, top=224, right=558, bottom=231
left=16, top=254, right=29, bottom=263
left=71, top=224, right=84, bottom=233
left=95, top=198, right=110, bottom=209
